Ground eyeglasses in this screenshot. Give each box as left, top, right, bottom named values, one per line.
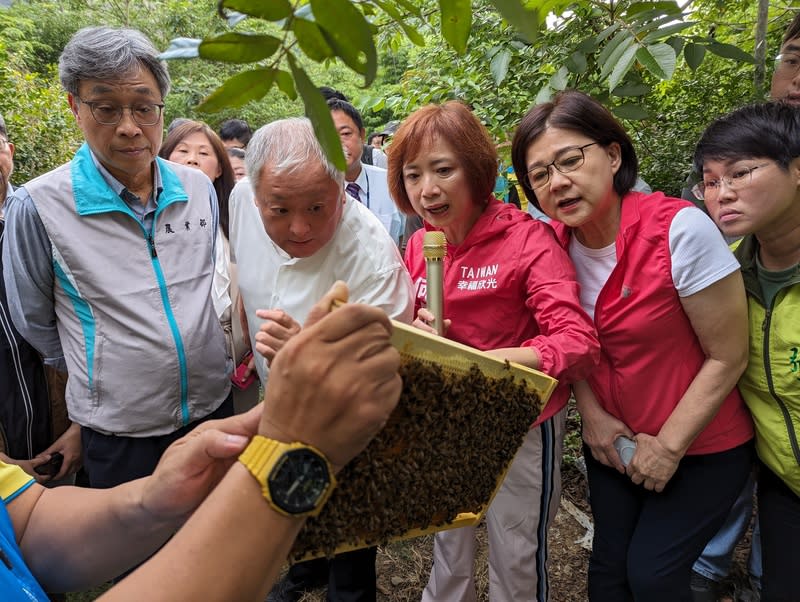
left=692, top=163, right=770, bottom=201
left=77, top=98, right=165, bottom=126
left=774, top=52, right=800, bottom=78
left=525, top=143, right=597, bottom=190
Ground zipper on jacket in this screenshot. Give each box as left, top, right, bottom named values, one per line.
left=145, top=221, right=190, bottom=427
left=762, top=305, right=800, bottom=466
left=147, top=234, right=157, bottom=258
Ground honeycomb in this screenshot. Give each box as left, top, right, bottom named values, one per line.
left=290, top=358, right=543, bottom=560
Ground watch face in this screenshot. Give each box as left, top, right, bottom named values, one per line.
left=268, top=448, right=331, bottom=514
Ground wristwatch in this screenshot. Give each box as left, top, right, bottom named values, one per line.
left=239, top=435, right=336, bottom=517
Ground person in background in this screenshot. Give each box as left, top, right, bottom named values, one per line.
left=227, top=146, right=247, bottom=182
left=2, top=27, right=232, bottom=492
left=390, top=100, right=600, bottom=602
left=367, top=132, right=384, bottom=151
left=0, top=112, right=79, bottom=484
left=0, top=113, right=15, bottom=217
left=688, top=14, right=800, bottom=601
left=0, top=282, right=404, bottom=602
left=319, top=87, right=388, bottom=169
left=160, top=121, right=258, bottom=414
left=328, top=98, right=404, bottom=247
left=228, top=117, right=413, bottom=602
left=693, top=101, right=800, bottom=602
left=218, top=117, right=252, bottom=150
left=512, top=90, right=754, bottom=601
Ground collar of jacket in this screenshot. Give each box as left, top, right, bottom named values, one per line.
left=70, top=143, right=188, bottom=217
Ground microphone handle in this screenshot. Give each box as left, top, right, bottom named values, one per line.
left=426, top=258, right=444, bottom=336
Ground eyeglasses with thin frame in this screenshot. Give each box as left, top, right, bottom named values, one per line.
left=525, top=142, right=598, bottom=190
left=691, top=163, right=770, bottom=201
left=774, top=52, right=800, bottom=78
left=77, top=98, right=165, bottom=126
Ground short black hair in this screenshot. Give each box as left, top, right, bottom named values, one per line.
left=511, top=90, right=638, bottom=211
left=327, top=98, right=363, bottom=132
left=782, top=11, right=800, bottom=45
left=219, top=118, right=252, bottom=146
left=319, top=86, right=348, bottom=102
left=694, top=101, right=800, bottom=173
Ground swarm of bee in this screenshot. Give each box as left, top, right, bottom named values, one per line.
left=290, top=358, right=542, bottom=561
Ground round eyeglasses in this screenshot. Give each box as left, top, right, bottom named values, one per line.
left=774, top=52, right=800, bottom=79
left=691, top=164, right=769, bottom=201
left=77, top=98, right=165, bottom=126
left=525, top=143, right=597, bottom=190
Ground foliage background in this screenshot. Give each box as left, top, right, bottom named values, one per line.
left=0, top=0, right=796, bottom=194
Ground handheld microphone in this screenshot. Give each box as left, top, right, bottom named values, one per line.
left=422, top=231, right=447, bottom=335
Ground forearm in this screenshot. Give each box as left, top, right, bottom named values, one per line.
left=657, top=355, right=747, bottom=456
left=20, top=479, right=176, bottom=591
left=102, top=463, right=305, bottom=601
left=486, top=346, right=540, bottom=369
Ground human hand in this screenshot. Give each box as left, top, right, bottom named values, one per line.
left=580, top=407, right=634, bottom=474
left=140, top=405, right=263, bottom=524
left=254, top=309, right=302, bottom=367
left=259, top=281, right=402, bottom=472
left=412, top=307, right=451, bottom=336
left=626, top=432, right=682, bottom=492
left=35, top=423, right=82, bottom=482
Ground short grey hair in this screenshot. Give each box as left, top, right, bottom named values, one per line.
left=246, top=118, right=344, bottom=195
left=58, top=27, right=170, bottom=99
left=0, top=113, right=6, bottom=139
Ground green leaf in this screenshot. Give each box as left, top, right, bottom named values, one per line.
left=666, top=36, right=684, bottom=56
left=220, top=0, right=291, bottom=21
left=641, top=21, right=694, bottom=44
left=439, top=0, right=472, bottom=54
left=597, top=30, right=634, bottom=79
left=599, top=32, right=634, bottom=81
left=707, top=41, right=755, bottom=64
left=370, top=97, right=386, bottom=111
left=159, top=37, right=201, bottom=60
left=549, top=66, right=569, bottom=91
left=636, top=43, right=676, bottom=80
left=577, top=37, right=598, bottom=54
left=393, top=0, right=423, bottom=18
left=683, top=42, right=705, bottom=71
left=196, top=68, right=276, bottom=112
left=595, top=22, right=621, bottom=45
left=274, top=69, right=296, bottom=100
left=293, top=18, right=334, bottom=62
left=488, top=0, right=540, bottom=44
left=490, top=49, right=511, bottom=86
left=198, top=33, right=281, bottom=64
left=565, top=51, right=587, bottom=74
left=288, top=54, right=346, bottom=172
left=534, top=85, right=553, bottom=105
left=373, top=0, right=425, bottom=46
left=612, top=103, right=650, bottom=120
left=612, top=82, right=650, bottom=97
left=311, top=0, right=378, bottom=83
left=625, top=1, right=680, bottom=17
left=608, top=43, right=638, bottom=91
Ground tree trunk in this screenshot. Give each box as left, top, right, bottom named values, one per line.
left=754, top=0, right=769, bottom=96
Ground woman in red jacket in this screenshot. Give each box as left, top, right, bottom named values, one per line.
left=511, top=90, right=754, bottom=601
left=388, top=100, right=600, bottom=602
